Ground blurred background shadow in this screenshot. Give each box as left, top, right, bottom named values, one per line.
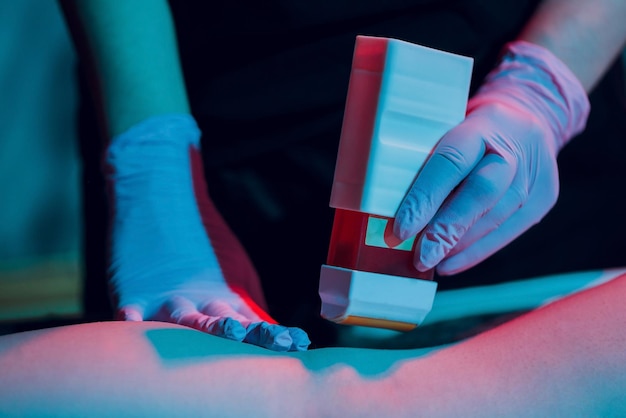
left=0, top=0, right=81, bottom=335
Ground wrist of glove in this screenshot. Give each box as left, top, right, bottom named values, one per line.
left=470, top=40, right=590, bottom=151
left=394, top=40, right=590, bottom=275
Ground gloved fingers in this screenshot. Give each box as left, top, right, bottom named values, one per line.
left=414, top=153, right=515, bottom=271
left=163, top=296, right=246, bottom=341
left=243, top=322, right=295, bottom=352
left=117, top=304, right=145, bottom=322
left=202, top=301, right=310, bottom=351
left=287, top=327, right=311, bottom=351
left=203, top=296, right=310, bottom=351
left=437, top=159, right=558, bottom=275
left=436, top=198, right=548, bottom=276
left=394, top=118, right=487, bottom=241
left=444, top=181, right=528, bottom=260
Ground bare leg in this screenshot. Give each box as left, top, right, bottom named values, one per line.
left=1, top=270, right=625, bottom=417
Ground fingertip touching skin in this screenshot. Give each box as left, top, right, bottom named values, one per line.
left=394, top=41, right=589, bottom=274
left=243, top=323, right=312, bottom=352
left=106, top=114, right=310, bottom=351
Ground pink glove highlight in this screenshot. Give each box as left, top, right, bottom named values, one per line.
left=394, top=41, right=590, bottom=275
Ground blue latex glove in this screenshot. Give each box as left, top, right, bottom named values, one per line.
left=394, top=41, right=590, bottom=275
left=106, top=114, right=310, bottom=351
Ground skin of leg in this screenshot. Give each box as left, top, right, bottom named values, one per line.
left=1, top=272, right=625, bottom=417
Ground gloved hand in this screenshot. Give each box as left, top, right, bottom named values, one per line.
left=106, top=114, right=310, bottom=351
left=394, top=41, right=590, bottom=275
